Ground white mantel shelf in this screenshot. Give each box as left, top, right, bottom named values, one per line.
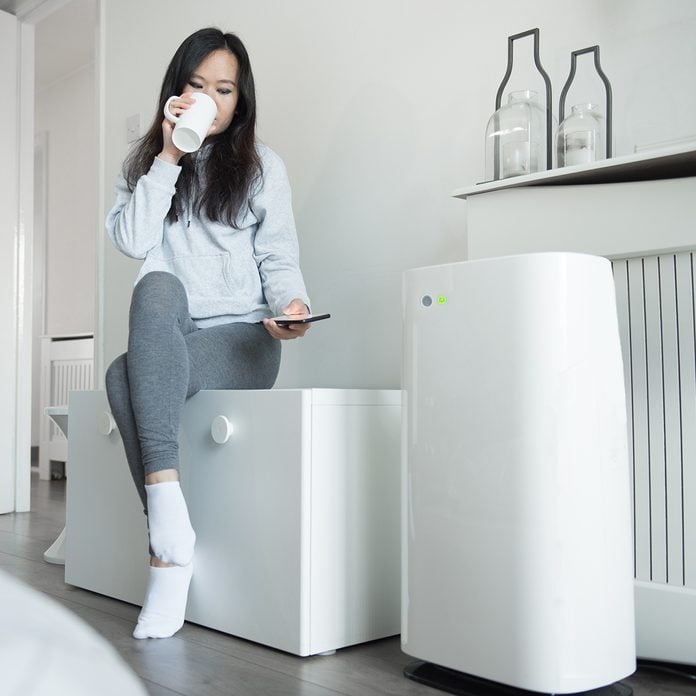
left=453, top=144, right=696, bottom=199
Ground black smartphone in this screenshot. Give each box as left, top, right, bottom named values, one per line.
left=270, top=313, right=331, bottom=326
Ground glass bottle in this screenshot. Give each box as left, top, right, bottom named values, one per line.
left=556, top=103, right=605, bottom=167
left=485, top=90, right=547, bottom=181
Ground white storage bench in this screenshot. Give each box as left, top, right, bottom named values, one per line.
left=65, top=388, right=401, bottom=656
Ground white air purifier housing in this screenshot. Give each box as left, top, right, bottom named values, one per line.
left=402, top=253, right=636, bottom=694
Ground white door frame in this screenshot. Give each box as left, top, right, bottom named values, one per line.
left=32, top=130, right=48, bottom=451
left=2, top=10, right=35, bottom=514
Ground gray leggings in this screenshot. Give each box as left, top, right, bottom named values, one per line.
left=105, top=271, right=281, bottom=509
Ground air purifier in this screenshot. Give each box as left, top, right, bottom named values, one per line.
left=401, top=253, right=636, bottom=694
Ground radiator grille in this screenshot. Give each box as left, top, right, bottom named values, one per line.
left=49, top=359, right=93, bottom=441
left=612, top=253, right=696, bottom=589
left=39, top=335, right=94, bottom=480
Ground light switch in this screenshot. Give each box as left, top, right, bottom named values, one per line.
left=126, top=114, right=141, bottom=143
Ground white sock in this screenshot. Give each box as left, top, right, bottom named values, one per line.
left=145, top=481, right=196, bottom=566
left=133, top=563, right=193, bottom=639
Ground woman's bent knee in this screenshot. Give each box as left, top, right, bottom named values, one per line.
left=131, top=272, right=189, bottom=319
left=134, top=272, right=185, bottom=300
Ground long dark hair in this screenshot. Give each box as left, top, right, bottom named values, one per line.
left=123, top=28, right=261, bottom=227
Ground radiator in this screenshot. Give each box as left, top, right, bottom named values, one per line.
left=38, top=334, right=94, bottom=480
left=612, top=253, right=696, bottom=664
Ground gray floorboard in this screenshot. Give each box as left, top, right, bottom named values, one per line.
left=0, top=473, right=693, bottom=696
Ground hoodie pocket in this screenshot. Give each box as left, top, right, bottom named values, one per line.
left=167, top=253, right=260, bottom=317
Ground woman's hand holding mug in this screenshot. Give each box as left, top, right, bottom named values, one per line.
left=159, top=92, right=217, bottom=164
left=158, top=94, right=194, bottom=164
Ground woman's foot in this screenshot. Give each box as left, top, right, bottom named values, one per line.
left=145, top=480, right=196, bottom=566
left=133, top=561, right=193, bottom=639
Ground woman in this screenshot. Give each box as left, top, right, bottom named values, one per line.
left=105, top=27, right=311, bottom=640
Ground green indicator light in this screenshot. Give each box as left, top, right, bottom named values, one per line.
left=438, top=296, right=447, bottom=304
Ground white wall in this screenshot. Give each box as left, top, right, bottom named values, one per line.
left=35, top=63, right=97, bottom=336
left=99, top=0, right=696, bottom=390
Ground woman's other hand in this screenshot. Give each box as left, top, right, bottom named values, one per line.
left=263, top=299, right=311, bottom=340
left=158, top=95, right=195, bottom=165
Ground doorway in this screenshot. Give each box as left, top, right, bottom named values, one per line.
left=31, top=0, right=98, bottom=481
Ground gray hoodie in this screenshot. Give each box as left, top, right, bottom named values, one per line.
left=106, top=142, right=310, bottom=328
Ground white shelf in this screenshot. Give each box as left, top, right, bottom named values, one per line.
left=453, top=144, right=696, bottom=199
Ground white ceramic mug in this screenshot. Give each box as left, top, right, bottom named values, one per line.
left=163, top=92, right=217, bottom=153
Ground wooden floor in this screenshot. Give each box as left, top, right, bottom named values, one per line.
left=0, top=473, right=693, bottom=696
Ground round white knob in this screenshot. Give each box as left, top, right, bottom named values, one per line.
left=98, top=411, right=117, bottom=435
left=211, top=415, right=233, bottom=444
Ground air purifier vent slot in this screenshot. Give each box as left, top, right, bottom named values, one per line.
left=612, top=253, right=696, bottom=588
